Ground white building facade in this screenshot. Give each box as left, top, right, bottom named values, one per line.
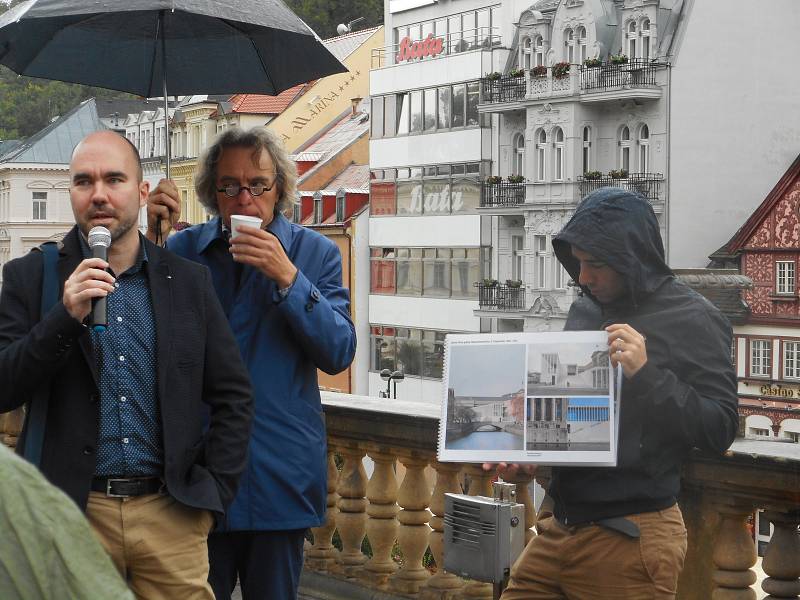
left=368, top=0, right=800, bottom=403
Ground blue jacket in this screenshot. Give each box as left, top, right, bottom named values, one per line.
left=168, top=213, right=356, bottom=530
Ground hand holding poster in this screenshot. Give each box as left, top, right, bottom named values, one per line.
left=438, top=331, right=620, bottom=466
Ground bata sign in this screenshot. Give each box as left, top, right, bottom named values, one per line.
left=396, top=34, right=444, bottom=62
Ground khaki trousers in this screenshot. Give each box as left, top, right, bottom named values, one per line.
left=86, top=491, right=215, bottom=600
left=502, top=504, right=688, bottom=600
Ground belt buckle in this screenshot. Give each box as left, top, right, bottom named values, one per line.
left=106, top=477, right=131, bottom=498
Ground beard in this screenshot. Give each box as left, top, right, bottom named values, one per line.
left=79, top=206, right=139, bottom=243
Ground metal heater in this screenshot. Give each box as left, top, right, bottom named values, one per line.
left=444, top=481, right=526, bottom=598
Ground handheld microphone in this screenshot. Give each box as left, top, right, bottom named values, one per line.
left=87, top=226, right=111, bottom=332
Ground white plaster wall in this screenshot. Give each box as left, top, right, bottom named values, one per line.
left=370, top=128, right=487, bottom=168
left=370, top=214, right=480, bottom=247
left=668, top=0, right=800, bottom=268
left=352, top=210, right=372, bottom=396
left=369, top=294, right=480, bottom=332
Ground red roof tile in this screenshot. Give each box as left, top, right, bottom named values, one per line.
left=229, top=84, right=310, bottom=115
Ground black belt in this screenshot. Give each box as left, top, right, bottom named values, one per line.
left=91, top=476, right=164, bottom=498
left=557, top=516, right=640, bottom=539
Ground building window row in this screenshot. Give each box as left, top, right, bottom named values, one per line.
left=370, top=325, right=451, bottom=379
left=533, top=234, right=569, bottom=289
left=371, top=81, right=482, bottom=139
left=393, top=5, right=500, bottom=58
left=370, top=162, right=485, bottom=216
left=371, top=247, right=484, bottom=299
left=746, top=337, right=800, bottom=380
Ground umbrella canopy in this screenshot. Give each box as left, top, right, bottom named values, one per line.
left=0, top=0, right=346, bottom=97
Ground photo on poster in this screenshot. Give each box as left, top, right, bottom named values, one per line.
left=526, top=396, right=611, bottom=451
left=443, top=342, right=526, bottom=451
left=438, top=331, right=618, bottom=466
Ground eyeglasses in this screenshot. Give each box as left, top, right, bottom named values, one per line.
left=216, top=179, right=277, bottom=198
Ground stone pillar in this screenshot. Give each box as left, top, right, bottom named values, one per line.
left=361, top=448, right=399, bottom=589
left=336, top=444, right=368, bottom=577
left=761, top=510, right=800, bottom=600
left=461, top=464, right=493, bottom=600
left=390, top=453, right=432, bottom=595
left=712, top=502, right=757, bottom=600
left=420, top=461, right=465, bottom=600
left=306, top=449, right=340, bottom=572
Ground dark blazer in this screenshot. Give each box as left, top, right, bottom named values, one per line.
left=0, top=227, right=253, bottom=514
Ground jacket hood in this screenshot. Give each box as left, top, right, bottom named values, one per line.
left=553, top=187, right=673, bottom=306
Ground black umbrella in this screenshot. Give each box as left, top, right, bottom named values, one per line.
left=0, top=0, right=347, bottom=173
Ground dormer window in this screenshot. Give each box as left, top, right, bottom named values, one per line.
left=336, top=190, right=346, bottom=222
left=627, top=21, right=637, bottom=59
left=577, top=27, right=587, bottom=64
left=641, top=19, right=651, bottom=61
left=564, top=29, right=575, bottom=63
left=313, top=192, right=323, bottom=224
left=521, top=37, right=532, bottom=70
left=534, top=35, right=545, bottom=67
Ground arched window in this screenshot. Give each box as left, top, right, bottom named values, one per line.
left=641, top=19, right=651, bottom=61
left=564, top=28, right=574, bottom=63
left=513, top=133, right=525, bottom=177
left=638, top=124, right=650, bottom=173
left=521, top=37, right=532, bottom=70
left=577, top=27, right=587, bottom=64
left=553, top=127, right=565, bottom=181
left=534, top=35, right=545, bottom=67
left=582, top=126, right=592, bottom=173
left=536, top=129, right=547, bottom=182
left=619, top=126, right=631, bottom=172
left=627, top=21, right=637, bottom=59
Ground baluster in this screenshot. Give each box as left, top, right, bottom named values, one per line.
left=361, top=448, right=399, bottom=589
left=306, top=448, right=340, bottom=573
left=390, top=452, right=432, bottom=595
left=336, top=443, right=368, bottom=578
left=461, top=464, right=493, bottom=600
left=712, top=502, right=757, bottom=600
left=761, top=510, right=800, bottom=600
left=421, top=461, right=465, bottom=599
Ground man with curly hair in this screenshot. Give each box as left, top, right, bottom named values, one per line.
left=147, top=127, right=356, bottom=600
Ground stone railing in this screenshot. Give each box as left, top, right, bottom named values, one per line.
left=301, top=393, right=800, bottom=600
left=3, top=397, right=797, bottom=599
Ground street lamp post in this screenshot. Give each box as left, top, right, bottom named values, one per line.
left=379, top=369, right=405, bottom=399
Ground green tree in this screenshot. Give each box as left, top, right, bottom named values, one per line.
left=284, top=0, right=383, bottom=38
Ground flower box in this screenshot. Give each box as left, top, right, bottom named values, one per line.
left=552, top=61, right=570, bottom=79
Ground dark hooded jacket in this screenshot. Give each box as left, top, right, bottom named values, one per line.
left=549, top=188, right=738, bottom=524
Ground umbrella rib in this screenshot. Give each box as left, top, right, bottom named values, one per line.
left=216, top=19, right=278, bottom=94
left=147, top=11, right=164, bottom=99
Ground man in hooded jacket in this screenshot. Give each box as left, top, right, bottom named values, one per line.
left=501, top=188, right=739, bottom=599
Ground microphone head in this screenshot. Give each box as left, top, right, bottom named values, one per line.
left=88, top=226, right=111, bottom=248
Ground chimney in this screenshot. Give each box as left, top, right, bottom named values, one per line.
left=350, top=97, right=363, bottom=117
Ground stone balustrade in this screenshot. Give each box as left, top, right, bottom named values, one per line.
left=2, top=394, right=797, bottom=599
left=306, top=392, right=799, bottom=600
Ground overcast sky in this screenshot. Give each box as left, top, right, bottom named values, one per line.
left=449, top=343, right=525, bottom=397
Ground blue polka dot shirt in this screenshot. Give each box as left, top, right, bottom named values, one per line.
left=83, top=236, right=163, bottom=477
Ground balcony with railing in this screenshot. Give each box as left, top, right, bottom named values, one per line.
left=579, top=59, right=666, bottom=102
left=578, top=172, right=665, bottom=204
left=480, top=180, right=526, bottom=209
left=1, top=394, right=798, bottom=599
left=481, top=73, right=526, bottom=104
left=475, top=281, right=526, bottom=311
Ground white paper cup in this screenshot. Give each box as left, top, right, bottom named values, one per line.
left=230, top=214, right=263, bottom=239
